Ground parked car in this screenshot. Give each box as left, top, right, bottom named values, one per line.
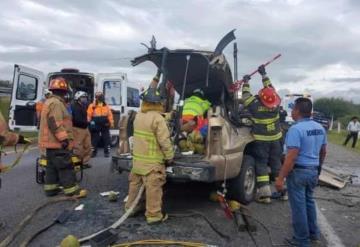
left=312, top=111, right=330, bottom=130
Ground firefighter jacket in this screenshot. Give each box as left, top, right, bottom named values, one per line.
left=0, top=111, right=18, bottom=146
left=71, top=102, right=88, bottom=129
left=39, top=95, right=74, bottom=149
left=35, top=99, right=45, bottom=119
left=242, top=76, right=282, bottom=141
left=87, top=102, right=114, bottom=128
left=132, top=104, right=174, bottom=176
left=182, top=95, right=211, bottom=118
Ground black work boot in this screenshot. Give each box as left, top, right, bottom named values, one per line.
left=91, top=150, right=97, bottom=158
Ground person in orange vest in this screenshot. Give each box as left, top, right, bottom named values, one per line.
left=35, top=89, right=52, bottom=128
left=39, top=77, right=86, bottom=197
left=87, top=91, right=114, bottom=158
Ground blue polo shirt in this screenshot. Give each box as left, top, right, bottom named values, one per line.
left=285, top=118, right=327, bottom=166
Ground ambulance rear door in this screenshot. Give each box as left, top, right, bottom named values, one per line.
left=8, top=64, right=45, bottom=132
left=96, top=73, right=128, bottom=145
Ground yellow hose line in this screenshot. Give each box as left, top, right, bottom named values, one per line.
left=111, top=239, right=207, bottom=247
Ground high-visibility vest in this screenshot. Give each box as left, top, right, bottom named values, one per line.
left=132, top=111, right=174, bottom=175
left=87, top=102, right=114, bottom=126
left=39, top=95, right=74, bottom=149
left=182, top=96, right=211, bottom=117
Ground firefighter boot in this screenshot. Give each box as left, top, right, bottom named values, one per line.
left=146, top=213, right=168, bottom=225
left=256, top=185, right=272, bottom=204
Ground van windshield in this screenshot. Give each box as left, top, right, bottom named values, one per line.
left=103, top=80, right=122, bottom=105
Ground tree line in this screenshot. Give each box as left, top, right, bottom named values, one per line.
left=314, top=98, right=360, bottom=128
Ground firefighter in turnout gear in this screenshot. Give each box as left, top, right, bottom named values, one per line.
left=39, top=77, right=85, bottom=197
left=125, top=83, right=174, bottom=225
left=182, top=88, right=211, bottom=132
left=71, top=91, right=92, bottom=168
left=242, top=65, right=282, bottom=204
left=0, top=111, right=30, bottom=173
left=87, top=91, right=114, bottom=158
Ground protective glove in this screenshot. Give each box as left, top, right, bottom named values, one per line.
left=60, top=139, right=69, bottom=149
left=165, top=159, right=174, bottom=166
left=258, top=65, right=266, bottom=76
left=18, top=135, right=32, bottom=144
left=242, top=75, right=251, bottom=83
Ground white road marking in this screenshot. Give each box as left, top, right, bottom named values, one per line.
left=316, top=205, right=345, bottom=247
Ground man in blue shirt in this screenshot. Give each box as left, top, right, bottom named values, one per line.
left=275, top=97, right=327, bottom=247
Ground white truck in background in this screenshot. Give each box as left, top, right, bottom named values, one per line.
left=8, top=64, right=141, bottom=146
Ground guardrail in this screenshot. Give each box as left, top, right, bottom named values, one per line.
left=0, top=86, right=11, bottom=95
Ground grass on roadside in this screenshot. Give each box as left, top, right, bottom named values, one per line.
left=327, top=130, right=360, bottom=153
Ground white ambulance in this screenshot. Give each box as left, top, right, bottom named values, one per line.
left=282, top=93, right=313, bottom=123
left=8, top=64, right=141, bottom=146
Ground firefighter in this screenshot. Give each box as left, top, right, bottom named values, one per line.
left=87, top=92, right=114, bottom=158
left=125, top=86, right=174, bottom=225
left=179, top=89, right=211, bottom=154
left=71, top=91, right=92, bottom=168
left=182, top=88, right=211, bottom=131
left=35, top=89, right=52, bottom=128
left=242, top=65, right=282, bottom=204
left=0, top=112, right=30, bottom=172
left=39, top=77, right=85, bottom=197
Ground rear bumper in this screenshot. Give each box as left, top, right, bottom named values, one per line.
left=111, top=155, right=215, bottom=182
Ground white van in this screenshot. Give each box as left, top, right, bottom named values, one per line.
left=8, top=64, right=140, bottom=146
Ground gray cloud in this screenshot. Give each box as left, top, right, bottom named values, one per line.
left=0, top=0, right=359, bottom=102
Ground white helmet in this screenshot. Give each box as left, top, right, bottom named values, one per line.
left=74, top=91, right=88, bottom=101
left=44, top=89, right=52, bottom=97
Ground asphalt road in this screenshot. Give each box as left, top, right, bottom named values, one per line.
left=0, top=143, right=359, bottom=247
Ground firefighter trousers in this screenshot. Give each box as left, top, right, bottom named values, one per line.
left=91, top=127, right=111, bottom=154
left=44, top=149, right=79, bottom=196
left=125, top=166, right=166, bottom=220
left=253, top=140, right=282, bottom=187
left=73, top=127, right=92, bottom=164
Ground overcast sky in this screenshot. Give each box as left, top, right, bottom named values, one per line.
left=0, top=0, right=359, bottom=102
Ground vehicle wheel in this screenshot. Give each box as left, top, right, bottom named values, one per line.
left=229, top=155, right=256, bottom=205
left=110, top=135, right=119, bottom=147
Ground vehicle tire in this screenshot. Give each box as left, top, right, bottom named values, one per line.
left=229, top=155, right=256, bottom=205
left=110, top=135, right=119, bottom=147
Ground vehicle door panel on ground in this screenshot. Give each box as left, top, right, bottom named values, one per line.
left=9, top=64, right=45, bottom=132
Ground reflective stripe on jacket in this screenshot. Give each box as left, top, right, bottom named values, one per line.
left=132, top=111, right=174, bottom=175
left=242, top=77, right=282, bottom=141
left=182, top=95, right=211, bottom=117
left=0, top=111, right=18, bottom=146
left=87, top=102, right=114, bottom=126
left=39, top=95, right=74, bottom=149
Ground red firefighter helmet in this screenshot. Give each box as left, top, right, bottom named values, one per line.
left=258, top=87, right=281, bottom=108
left=49, top=77, right=68, bottom=91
